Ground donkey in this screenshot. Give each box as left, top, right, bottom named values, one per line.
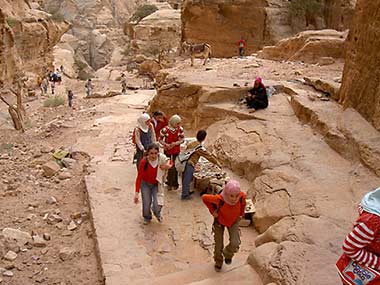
left=182, top=41, right=212, bottom=66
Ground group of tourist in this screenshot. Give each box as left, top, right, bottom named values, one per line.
left=132, top=111, right=246, bottom=272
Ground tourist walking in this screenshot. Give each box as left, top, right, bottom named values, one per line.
left=134, top=113, right=156, bottom=170
left=41, top=77, right=48, bottom=95
left=181, top=129, right=221, bottom=200
left=202, top=180, right=246, bottom=272
left=134, top=143, right=171, bottom=224
left=67, top=90, right=74, bottom=109
left=159, top=115, right=184, bottom=190
left=336, top=186, right=380, bottom=284
left=245, top=77, right=268, bottom=112
left=121, top=73, right=127, bottom=94
left=237, top=36, right=247, bottom=57
left=85, top=79, right=93, bottom=97
left=151, top=110, right=168, bottom=140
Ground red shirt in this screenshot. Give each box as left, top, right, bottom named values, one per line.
left=202, top=193, right=246, bottom=227
left=159, top=126, right=184, bottom=155
left=151, top=117, right=168, bottom=140
left=237, top=39, right=247, bottom=48
left=135, top=158, right=158, bottom=193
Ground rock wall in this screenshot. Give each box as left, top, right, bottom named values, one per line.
left=0, top=0, right=68, bottom=88
left=181, top=0, right=356, bottom=58
left=339, top=0, right=380, bottom=131
left=257, top=29, right=347, bottom=64
left=40, top=0, right=142, bottom=71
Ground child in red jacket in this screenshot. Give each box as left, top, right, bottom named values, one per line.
left=202, top=180, right=246, bottom=272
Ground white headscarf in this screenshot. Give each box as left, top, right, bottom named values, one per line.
left=361, top=187, right=380, bottom=216
left=137, top=113, right=151, bottom=133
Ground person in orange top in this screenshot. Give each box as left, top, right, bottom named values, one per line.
left=202, top=180, right=246, bottom=272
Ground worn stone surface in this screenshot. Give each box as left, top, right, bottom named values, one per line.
left=339, top=0, right=380, bottom=131
left=303, top=77, right=340, bottom=101
left=258, top=29, right=347, bottom=64
left=42, top=161, right=60, bottom=177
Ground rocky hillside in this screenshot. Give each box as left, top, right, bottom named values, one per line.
left=0, top=0, right=68, bottom=89
left=39, top=0, right=142, bottom=72
left=182, top=0, right=356, bottom=57
left=339, top=0, right=380, bottom=131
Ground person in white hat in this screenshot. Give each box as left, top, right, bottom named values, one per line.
left=134, top=113, right=156, bottom=169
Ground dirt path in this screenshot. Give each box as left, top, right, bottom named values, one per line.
left=73, top=91, right=261, bottom=284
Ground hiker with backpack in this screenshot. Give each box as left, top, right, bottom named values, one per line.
left=180, top=129, right=221, bottom=200
left=134, top=113, right=156, bottom=170
left=202, top=179, right=246, bottom=272
left=159, top=115, right=184, bottom=191
left=245, top=76, right=268, bottom=113
left=134, top=143, right=172, bottom=225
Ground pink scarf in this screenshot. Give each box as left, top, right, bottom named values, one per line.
left=221, top=180, right=241, bottom=205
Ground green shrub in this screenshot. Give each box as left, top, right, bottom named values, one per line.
left=290, top=0, right=322, bottom=17
left=129, top=4, right=158, bottom=23
left=6, top=17, right=18, bottom=28
left=43, top=96, right=65, bottom=107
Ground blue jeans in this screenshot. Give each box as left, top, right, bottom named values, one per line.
left=181, top=163, right=194, bottom=199
left=140, top=180, right=160, bottom=221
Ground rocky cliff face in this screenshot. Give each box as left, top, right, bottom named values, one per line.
left=0, top=0, right=68, bottom=88
left=40, top=0, right=141, bottom=71
left=181, top=0, right=356, bottom=58
left=339, top=0, right=380, bottom=131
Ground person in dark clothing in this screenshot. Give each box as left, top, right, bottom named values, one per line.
left=245, top=77, right=268, bottom=112
left=67, top=90, right=74, bottom=108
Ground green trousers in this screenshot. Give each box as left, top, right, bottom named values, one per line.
left=212, top=218, right=241, bottom=266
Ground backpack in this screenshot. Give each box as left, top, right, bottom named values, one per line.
left=212, top=194, right=244, bottom=216
left=132, top=128, right=140, bottom=145
left=174, top=144, right=203, bottom=173
left=132, top=123, right=154, bottom=145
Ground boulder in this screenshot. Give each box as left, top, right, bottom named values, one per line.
left=42, top=161, right=61, bottom=177
left=2, top=228, right=32, bottom=246
left=248, top=241, right=341, bottom=285
left=303, top=77, right=340, bottom=101
left=257, top=29, right=347, bottom=64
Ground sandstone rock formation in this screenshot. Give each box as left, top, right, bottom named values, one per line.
left=258, top=29, right=347, bottom=64
left=41, top=0, right=141, bottom=71
left=0, top=0, right=69, bottom=86
left=128, top=8, right=181, bottom=58
left=339, top=0, right=380, bottom=131
left=181, top=0, right=356, bottom=58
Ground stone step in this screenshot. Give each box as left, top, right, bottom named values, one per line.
left=187, top=264, right=262, bottom=285
left=133, top=258, right=253, bottom=285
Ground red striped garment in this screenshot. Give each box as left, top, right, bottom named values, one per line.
left=342, top=208, right=380, bottom=270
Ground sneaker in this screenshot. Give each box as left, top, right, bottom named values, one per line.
left=214, top=264, right=222, bottom=272
left=143, top=219, right=151, bottom=225
left=225, top=258, right=232, bottom=265
left=156, top=216, right=163, bottom=223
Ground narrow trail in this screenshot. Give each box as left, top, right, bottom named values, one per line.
left=71, top=88, right=261, bottom=284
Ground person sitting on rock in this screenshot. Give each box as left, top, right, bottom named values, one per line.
left=336, top=186, right=380, bottom=284
left=134, top=143, right=171, bottom=225
left=245, top=77, right=268, bottom=113
left=202, top=180, right=246, bottom=272
left=181, top=129, right=221, bottom=200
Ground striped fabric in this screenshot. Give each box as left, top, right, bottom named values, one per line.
left=343, top=222, right=380, bottom=269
